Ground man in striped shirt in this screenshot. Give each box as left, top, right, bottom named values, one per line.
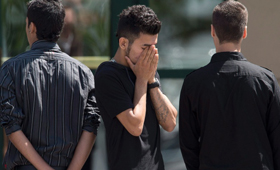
left=0, top=0, right=100, bottom=170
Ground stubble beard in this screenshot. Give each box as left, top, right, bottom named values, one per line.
left=125, top=44, right=131, bottom=57
left=125, top=44, right=133, bottom=63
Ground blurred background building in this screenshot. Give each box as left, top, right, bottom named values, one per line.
left=0, top=0, right=280, bottom=170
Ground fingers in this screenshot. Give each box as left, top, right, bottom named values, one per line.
left=147, top=48, right=157, bottom=64
left=138, top=45, right=156, bottom=65
left=153, top=53, right=159, bottom=65
left=138, top=47, right=149, bottom=63
left=155, top=48, right=158, bottom=54
left=151, top=53, right=159, bottom=69
left=131, top=46, right=159, bottom=81
left=136, top=45, right=158, bottom=69
left=153, top=48, right=159, bottom=66
left=149, top=47, right=158, bottom=65
left=148, top=53, right=159, bottom=83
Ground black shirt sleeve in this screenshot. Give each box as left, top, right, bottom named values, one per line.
left=0, top=64, right=25, bottom=135
left=179, top=78, right=200, bottom=170
left=95, top=71, right=134, bottom=119
left=82, top=70, right=101, bottom=135
left=266, top=76, right=280, bottom=170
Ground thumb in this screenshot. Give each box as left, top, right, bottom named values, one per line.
left=125, top=56, right=134, bottom=69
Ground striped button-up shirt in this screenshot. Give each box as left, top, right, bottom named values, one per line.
left=0, top=40, right=100, bottom=170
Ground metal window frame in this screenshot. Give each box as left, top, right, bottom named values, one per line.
left=0, top=1, right=4, bottom=166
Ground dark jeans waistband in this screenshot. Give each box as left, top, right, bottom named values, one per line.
left=15, top=165, right=67, bottom=170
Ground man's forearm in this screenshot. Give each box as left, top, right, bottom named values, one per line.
left=116, top=78, right=148, bottom=137
left=131, top=78, right=148, bottom=124
left=3, top=130, right=8, bottom=157
left=8, top=130, right=54, bottom=170
left=150, top=87, right=177, bottom=132
left=67, top=131, right=96, bottom=170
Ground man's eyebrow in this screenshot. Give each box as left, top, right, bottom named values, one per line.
left=143, top=44, right=152, bottom=47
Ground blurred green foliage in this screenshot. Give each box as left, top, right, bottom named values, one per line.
left=2, top=0, right=29, bottom=57
left=1, top=0, right=110, bottom=57
left=150, top=0, right=212, bottom=42
left=76, top=0, right=110, bottom=56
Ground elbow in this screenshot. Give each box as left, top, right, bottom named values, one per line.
left=129, top=126, right=143, bottom=137
left=127, top=119, right=144, bottom=136
left=128, top=118, right=144, bottom=137
left=125, top=113, right=145, bottom=137
left=164, top=121, right=177, bottom=132
left=163, top=109, right=177, bottom=132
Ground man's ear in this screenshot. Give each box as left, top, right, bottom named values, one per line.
left=211, top=24, right=216, bottom=38
left=243, top=26, right=247, bottom=39
left=29, top=22, right=37, bottom=34
left=119, top=37, right=129, bottom=50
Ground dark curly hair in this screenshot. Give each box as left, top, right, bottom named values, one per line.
left=27, top=0, right=65, bottom=42
left=116, top=5, right=161, bottom=44
left=212, top=0, right=248, bottom=44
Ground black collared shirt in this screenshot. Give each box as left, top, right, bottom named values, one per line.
left=179, top=52, right=280, bottom=170
left=0, top=40, right=100, bottom=170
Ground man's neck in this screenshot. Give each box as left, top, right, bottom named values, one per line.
left=215, top=42, right=242, bottom=53
left=113, top=48, right=129, bottom=67
left=29, top=38, right=39, bottom=48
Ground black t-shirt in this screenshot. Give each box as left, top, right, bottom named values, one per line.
left=95, top=61, right=164, bottom=170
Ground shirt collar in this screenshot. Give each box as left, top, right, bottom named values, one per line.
left=210, top=52, right=247, bottom=63
left=31, top=40, right=61, bottom=52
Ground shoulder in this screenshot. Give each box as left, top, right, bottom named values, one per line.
left=59, top=53, right=89, bottom=69
left=95, top=61, right=126, bottom=78
left=183, top=65, right=208, bottom=83
left=180, top=67, right=204, bottom=94
left=184, top=68, right=202, bottom=79
left=95, top=61, right=131, bottom=90
left=251, top=63, right=273, bottom=75
left=240, top=61, right=275, bottom=80
left=1, top=50, right=31, bottom=67
left=56, top=53, right=94, bottom=77
left=95, top=62, right=118, bottom=82
left=95, top=61, right=114, bottom=73
left=0, top=51, right=33, bottom=74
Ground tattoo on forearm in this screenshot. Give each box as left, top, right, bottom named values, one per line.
left=158, top=104, right=168, bottom=123
left=154, top=91, right=169, bottom=123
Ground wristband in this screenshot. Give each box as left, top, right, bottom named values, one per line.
left=148, top=78, right=160, bottom=89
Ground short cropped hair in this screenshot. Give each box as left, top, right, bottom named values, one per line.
left=116, top=5, right=161, bottom=44
left=212, top=0, right=248, bottom=44
left=27, top=0, right=65, bottom=42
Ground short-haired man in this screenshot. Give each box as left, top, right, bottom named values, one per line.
left=0, top=0, right=100, bottom=170
left=179, top=0, right=280, bottom=170
left=95, top=5, right=177, bottom=170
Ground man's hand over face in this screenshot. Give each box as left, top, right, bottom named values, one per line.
left=126, top=45, right=158, bottom=83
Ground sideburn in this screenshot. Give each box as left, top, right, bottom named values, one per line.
left=125, top=44, right=131, bottom=57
